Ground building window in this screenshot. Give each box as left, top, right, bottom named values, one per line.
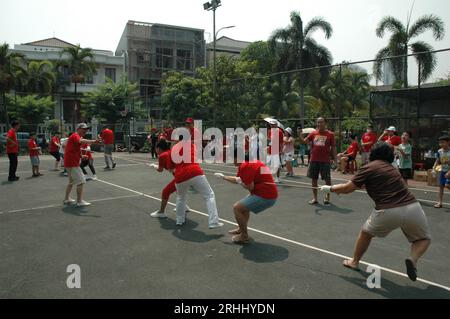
left=137, top=52, right=151, bottom=65
left=156, top=48, right=173, bottom=69
left=176, top=49, right=192, bottom=71
left=105, top=68, right=116, bottom=82
left=85, top=73, right=94, bottom=84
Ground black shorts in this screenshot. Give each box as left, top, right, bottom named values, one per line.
left=307, top=162, right=331, bottom=181
left=50, top=151, right=61, bottom=161
left=399, top=168, right=413, bottom=180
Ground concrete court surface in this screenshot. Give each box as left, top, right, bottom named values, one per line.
left=0, top=153, right=449, bottom=299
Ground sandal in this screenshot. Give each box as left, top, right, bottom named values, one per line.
left=232, top=235, right=251, bottom=245
left=228, top=228, right=242, bottom=235
left=434, top=203, right=443, bottom=209
left=343, top=259, right=360, bottom=271
left=308, top=200, right=319, bottom=205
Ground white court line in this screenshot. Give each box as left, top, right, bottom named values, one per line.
left=0, top=194, right=141, bottom=215
left=114, top=156, right=450, bottom=207
left=0, top=163, right=140, bottom=176
left=95, top=177, right=450, bottom=292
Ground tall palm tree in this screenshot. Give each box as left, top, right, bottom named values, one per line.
left=269, top=11, right=333, bottom=121
left=60, top=45, right=97, bottom=126
left=374, top=14, right=445, bottom=87
left=0, top=43, right=25, bottom=124
left=25, top=60, right=56, bottom=94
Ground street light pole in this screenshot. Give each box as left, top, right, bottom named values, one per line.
left=213, top=6, right=217, bottom=127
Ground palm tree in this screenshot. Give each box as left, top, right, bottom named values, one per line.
left=269, top=11, right=333, bottom=121
left=374, top=14, right=445, bottom=87
left=60, top=45, right=97, bottom=126
left=25, top=60, right=56, bottom=94
left=0, top=43, right=25, bottom=125
left=263, top=77, right=300, bottom=118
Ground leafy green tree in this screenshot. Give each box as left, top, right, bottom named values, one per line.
left=6, top=94, right=55, bottom=131
left=24, top=60, right=56, bottom=94
left=81, top=77, right=143, bottom=125
left=269, top=11, right=333, bottom=120
left=374, top=14, right=445, bottom=87
left=0, top=43, right=25, bottom=124
left=240, top=41, right=276, bottom=75
left=60, top=45, right=97, bottom=125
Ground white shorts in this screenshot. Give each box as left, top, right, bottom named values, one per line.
left=284, top=152, right=294, bottom=162
left=267, top=154, right=281, bottom=173
left=67, top=167, right=86, bottom=186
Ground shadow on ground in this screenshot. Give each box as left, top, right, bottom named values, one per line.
left=158, top=217, right=224, bottom=243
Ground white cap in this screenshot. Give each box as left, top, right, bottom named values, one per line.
left=77, top=123, right=90, bottom=130
left=386, top=126, right=396, bottom=132
left=285, top=127, right=293, bottom=135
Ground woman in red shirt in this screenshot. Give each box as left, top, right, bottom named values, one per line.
left=216, top=150, right=278, bottom=244
left=171, top=138, right=223, bottom=229
left=148, top=139, right=190, bottom=218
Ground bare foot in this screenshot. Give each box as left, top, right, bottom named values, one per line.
left=434, top=203, right=443, bottom=208
left=232, top=234, right=251, bottom=244
left=343, top=259, right=360, bottom=271
left=228, top=228, right=241, bottom=235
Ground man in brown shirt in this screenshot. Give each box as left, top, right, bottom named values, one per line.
left=320, top=142, right=431, bottom=282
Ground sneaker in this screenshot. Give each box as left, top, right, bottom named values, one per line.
left=85, top=176, right=92, bottom=181
left=274, top=177, right=281, bottom=184
left=104, top=166, right=111, bottom=170
left=176, top=220, right=186, bottom=226
left=63, top=198, right=76, bottom=206
left=112, top=163, right=116, bottom=169
left=209, top=222, right=224, bottom=229
left=150, top=211, right=167, bottom=218
left=91, top=175, right=97, bottom=181
left=76, top=200, right=91, bottom=207
left=63, top=172, right=68, bottom=176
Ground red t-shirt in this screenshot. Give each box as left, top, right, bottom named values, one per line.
left=306, top=130, right=336, bottom=163
left=268, top=128, right=284, bottom=155
left=28, top=138, right=39, bottom=157
left=237, top=161, right=278, bottom=200
left=101, top=129, right=114, bottom=145
left=64, top=133, right=82, bottom=168
left=346, top=141, right=359, bottom=158
left=382, top=135, right=401, bottom=147
left=171, top=141, right=204, bottom=183
left=361, top=132, right=377, bottom=152
left=158, top=150, right=174, bottom=171
left=81, top=144, right=93, bottom=160
left=6, top=129, right=19, bottom=154
left=49, top=136, right=60, bottom=153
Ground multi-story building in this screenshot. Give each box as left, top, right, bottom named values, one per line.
left=115, top=20, right=206, bottom=119
left=206, top=36, right=251, bottom=66
left=11, top=37, right=125, bottom=125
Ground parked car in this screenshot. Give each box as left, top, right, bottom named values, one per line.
left=0, top=132, right=30, bottom=151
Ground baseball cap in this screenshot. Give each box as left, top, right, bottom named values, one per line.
left=386, top=126, right=396, bottom=132
left=185, top=118, right=194, bottom=124
left=285, top=127, right=293, bottom=135
left=77, top=123, right=90, bottom=130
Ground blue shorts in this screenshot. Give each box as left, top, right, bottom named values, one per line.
left=30, top=156, right=40, bottom=166
left=439, top=171, right=450, bottom=186
left=239, top=195, right=276, bottom=214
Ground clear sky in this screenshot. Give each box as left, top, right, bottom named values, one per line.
left=1, top=0, right=449, bottom=81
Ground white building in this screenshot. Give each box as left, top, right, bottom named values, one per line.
left=11, top=37, right=125, bottom=125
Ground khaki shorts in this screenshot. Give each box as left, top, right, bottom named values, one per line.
left=362, top=202, right=431, bottom=243
left=67, top=167, right=86, bottom=186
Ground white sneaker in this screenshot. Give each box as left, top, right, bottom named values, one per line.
left=173, top=205, right=191, bottom=213
left=274, top=177, right=281, bottom=184
left=176, top=220, right=185, bottom=226
left=85, top=176, right=92, bottom=181
left=63, top=198, right=76, bottom=206
left=150, top=211, right=167, bottom=218
left=91, top=175, right=97, bottom=181
left=76, top=200, right=91, bottom=207
left=209, top=222, right=224, bottom=229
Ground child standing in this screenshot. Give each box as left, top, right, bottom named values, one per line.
left=397, top=131, right=413, bottom=185
left=28, top=132, right=43, bottom=177
left=283, top=128, right=295, bottom=177
left=49, top=132, right=61, bottom=171
left=433, top=135, right=450, bottom=208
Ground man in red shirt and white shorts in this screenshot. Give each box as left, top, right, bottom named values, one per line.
left=64, top=123, right=99, bottom=207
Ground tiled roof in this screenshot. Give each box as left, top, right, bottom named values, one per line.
left=24, top=37, right=76, bottom=48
